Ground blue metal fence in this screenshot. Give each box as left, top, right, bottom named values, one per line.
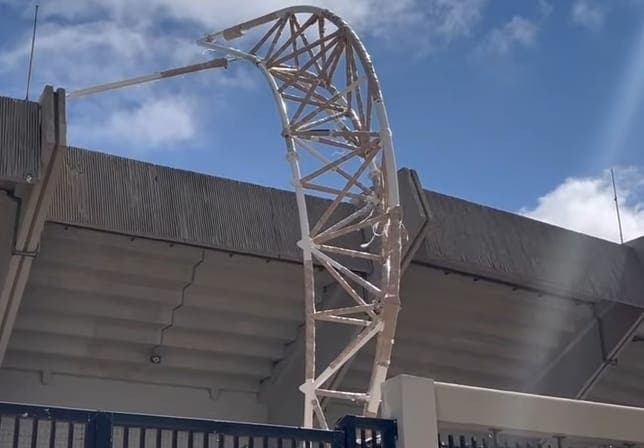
left=336, top=416, right=397, bottom=448
left=0, top=402, right=396, bottom=448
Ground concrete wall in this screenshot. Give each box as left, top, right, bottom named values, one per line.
left=0, top=369, right=267, bottom=422
left=0, top=193, right=17, bottom=293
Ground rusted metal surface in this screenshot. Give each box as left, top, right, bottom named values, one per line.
left=419, top=190, right=644, bottom=307
left=0, top=96, right=40, bottom=183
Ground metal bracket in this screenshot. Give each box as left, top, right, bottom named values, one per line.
left=12, top=249, right=39, bottom=258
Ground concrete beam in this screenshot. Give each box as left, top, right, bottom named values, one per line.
left=527, top=237, right=644, bottom=399
left=0, top=369, right=266, bottom=422
left=528, top=301, right=643, bottom=398
left=0, top=193, right=18, bottom=298
left=387, top=376, right=644, bottom=444
left=260, top=169, right=430, bottom=425
left=0, top=87, right=66, bottom=366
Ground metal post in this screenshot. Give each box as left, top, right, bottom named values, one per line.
left=90, top=412, right=113, bottom=448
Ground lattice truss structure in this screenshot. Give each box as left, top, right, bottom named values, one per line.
left=68, top=6, right=403, bottom=430
left=197, top=6, right=403, bottom=429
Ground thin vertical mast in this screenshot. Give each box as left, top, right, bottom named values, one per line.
left=611, top=168, right=625, bottom=244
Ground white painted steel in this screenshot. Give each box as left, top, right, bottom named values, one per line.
left=199, top=6, right=402, bottom=428
left=67, top=59, right=228, bottom=98
left=435, top=381, right=644, bottom=442
left=383, top=375, right=644, bottom=448
left=62, top=5, right=402, bottom=428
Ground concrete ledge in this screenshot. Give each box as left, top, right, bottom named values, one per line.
left=383, top=375, right=644, bottom=446
left=435, top=380, right=644, bottom=442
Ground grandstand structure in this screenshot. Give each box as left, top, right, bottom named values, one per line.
left=2, top=87, right=644, bottom=430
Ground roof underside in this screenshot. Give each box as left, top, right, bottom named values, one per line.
left=7, top=222, right=638, bottom=415
left=1, top=101, right=643, bottom=420
left=9, top=224, right=304, bottom=394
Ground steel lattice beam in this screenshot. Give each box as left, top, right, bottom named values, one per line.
left=67, top=6, right=403, bottom=429
left=196, top=7, right=402, bottom=428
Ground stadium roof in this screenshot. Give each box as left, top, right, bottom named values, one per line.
left=1, top=90, right=644, bottom=424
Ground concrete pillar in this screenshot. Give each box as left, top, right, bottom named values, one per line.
left=0, top=192, right=18, bottom=293
left=0, top=87, right=67, bottom=366
left=382, top=375, right=439, bottom=448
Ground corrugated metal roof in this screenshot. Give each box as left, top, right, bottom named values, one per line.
left=420, top=191, right=644, bottom=307
left=49, top=148, right=366, bottom=271
left=46, top=147, right=644, bottom=308
left=0, top=96, right=40, bottom=183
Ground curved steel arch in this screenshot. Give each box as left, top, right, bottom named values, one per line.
left=198, top=6, right=403, bottom=429
left=67, top=6, right=403, bottom=429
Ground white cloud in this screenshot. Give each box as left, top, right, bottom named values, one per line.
left=26, top=0, right=486, bottom=43
left=70, top=96, right=197, bottom=152
left=430, top=0, right=488, bottom=42
left=538, top=0, right=554, bottom=19
left=520, top=168, right=644, bottom=243
left=0, top=10, right=254, bottom=150
left=0, top=22, right=189, bottom=87
left=571, top=0, right=605, bottom=31
left=0, top=14, right=225, bottom=90
left=105, top=97, right=196, bottom=148
left=0, top=0, right=488, bottom=150
left=1, top=0, right=488, bottom=60
left=476, top=16, right=538, bottom=56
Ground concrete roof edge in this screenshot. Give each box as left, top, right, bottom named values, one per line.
left=40, top=147, right=644, bottom=307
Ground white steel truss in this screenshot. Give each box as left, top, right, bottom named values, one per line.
left=67, top=6, right=402, bottom=430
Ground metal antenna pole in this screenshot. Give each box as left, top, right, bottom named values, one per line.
left=25, top=4, right=39, bottom=101
left=610, top=168, right=624, bottom=244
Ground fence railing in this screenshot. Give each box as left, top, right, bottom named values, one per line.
left=382, top=375, right=644, bottom=448
left=336, top=416, right=397, bottom=448
left=0, top=402, right=396, bottom=448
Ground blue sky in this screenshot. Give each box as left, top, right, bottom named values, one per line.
left=1, top=0, right=644, bottom=242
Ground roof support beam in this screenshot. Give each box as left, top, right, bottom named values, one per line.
left=528, top=300, right=643, bottom=398
left=528, top=238, right=644, bottom=399
left=0, top=86, right=66, bottom=366
left=260, top=169, right=430, bottom=424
